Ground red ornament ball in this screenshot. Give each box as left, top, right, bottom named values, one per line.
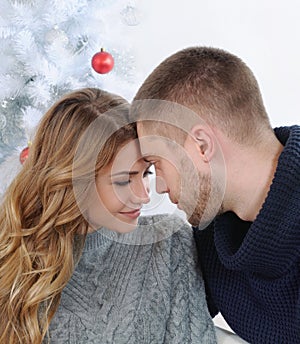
left=20, top=146, right=29, bottom=165
left=91, top=49, right=114, bottom=74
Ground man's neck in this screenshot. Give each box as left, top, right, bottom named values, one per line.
left=223, top=135, right=284, bottom=222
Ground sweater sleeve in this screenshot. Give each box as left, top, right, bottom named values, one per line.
left=163, top=221, right=217, bottom=344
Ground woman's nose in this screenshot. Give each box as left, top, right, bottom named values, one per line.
left=132, top=179, right=151, bottom=204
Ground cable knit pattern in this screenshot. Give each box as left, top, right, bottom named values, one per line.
left=194, top=126, right=300, bottom=344
left=48, top=214, right=217, bottom=343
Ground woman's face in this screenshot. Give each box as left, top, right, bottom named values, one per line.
left=87, top=139, right=152, bottom=233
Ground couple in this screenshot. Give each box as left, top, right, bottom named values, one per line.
left=0, top=46, right=299, bottom=344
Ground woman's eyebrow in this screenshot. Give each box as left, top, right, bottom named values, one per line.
left=111, top=171, right=139, bottom=177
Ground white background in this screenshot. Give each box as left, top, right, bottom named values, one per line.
left=132, top=0, right=300, bottom=127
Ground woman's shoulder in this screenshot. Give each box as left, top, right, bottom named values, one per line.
left=137, top=215, right=200, bottom=280
left=138, top=213, right=194, bottom=246
left=138, top=213, right=188, bottom=226
left=103, top=213, right=193, bottom=247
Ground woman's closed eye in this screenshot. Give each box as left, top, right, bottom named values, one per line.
left=113, top=179, right=131, bottom=186
left=113, top=168, right=153, bottom=186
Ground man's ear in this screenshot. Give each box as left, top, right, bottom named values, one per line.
left=189, top=125, right=214, bottom=162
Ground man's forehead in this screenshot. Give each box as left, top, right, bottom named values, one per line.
left=133, top=99, right=200, bottom=130
left=138, top=135, right=182, bottom=162
left=136, top=121, right=156, bottom=136
left=138, top=135, right=165, bottom=155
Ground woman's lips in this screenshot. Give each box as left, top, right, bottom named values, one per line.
left=119, top=209, right=141, bottom=219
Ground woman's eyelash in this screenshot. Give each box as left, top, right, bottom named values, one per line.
left=113, top=170, right=153, bottom=186
left=113, top=180, right=131, bottom=186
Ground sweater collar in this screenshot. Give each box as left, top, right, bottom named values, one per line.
left=83, top=228, right=115, bottom=252
left=214, top=125, right=300, bottom=277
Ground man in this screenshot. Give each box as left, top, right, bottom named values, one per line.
left=131, top=47, right=300, bottom=344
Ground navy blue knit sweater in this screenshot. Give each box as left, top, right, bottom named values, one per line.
left=194, top=126, right=300, bottom=344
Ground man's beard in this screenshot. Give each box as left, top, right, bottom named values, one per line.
left=179, top=161, right=225, bottom=229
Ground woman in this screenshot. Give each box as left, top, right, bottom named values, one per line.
left=0, top=88, right=216, bottom=343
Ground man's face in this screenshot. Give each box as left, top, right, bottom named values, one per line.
left=137, top=122, right=224, bottom=228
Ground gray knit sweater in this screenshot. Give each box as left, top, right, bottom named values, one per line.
left=47, top=214, right=217, bottom=343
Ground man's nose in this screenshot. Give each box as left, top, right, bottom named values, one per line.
left=155, top=175, right=169, bottom=194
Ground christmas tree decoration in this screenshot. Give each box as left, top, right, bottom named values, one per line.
left=0, top=0, right=141, bottom=196
left=91, top=48, right=114, bottom=74
left=44, top=25, right=69, bottom=47
left=19, top=146, right=29, bottom=165
left=121, top=4, right=140, bottom=26
left=0, top=114, right=7, bottom=130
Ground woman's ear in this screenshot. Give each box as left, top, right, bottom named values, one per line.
left=189, top=125, right=214, bottom=162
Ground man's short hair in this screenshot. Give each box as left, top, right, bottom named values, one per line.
left=133, top=47, right=273, bottom=145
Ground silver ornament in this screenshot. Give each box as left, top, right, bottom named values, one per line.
left=0, top=114, right=7, bottom=130
left=121, top=5, right=140, bottom=26
left=45, top=25, right=69, bottom=46
left=1, top=100, right=8, bottom=108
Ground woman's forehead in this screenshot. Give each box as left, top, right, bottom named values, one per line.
left=101, top=139, right=145, bottom=174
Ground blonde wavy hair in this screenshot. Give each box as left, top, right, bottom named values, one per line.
left=0, top=88, right=136, bottom=343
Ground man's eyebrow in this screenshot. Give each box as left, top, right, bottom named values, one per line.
left=143, top=157, right=158, bottom=164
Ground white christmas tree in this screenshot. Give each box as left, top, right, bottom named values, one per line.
left=0, top=0, right=141, bottom=195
